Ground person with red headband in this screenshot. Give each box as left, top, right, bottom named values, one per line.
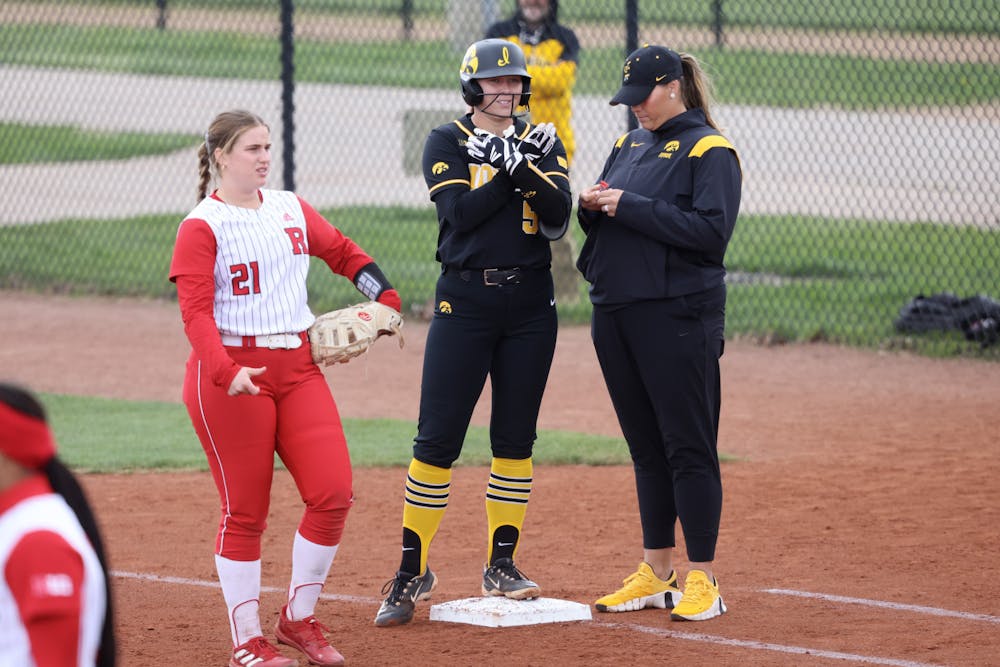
left=0, top=383, right=116, bottom=666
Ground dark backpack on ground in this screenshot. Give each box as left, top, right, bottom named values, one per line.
left=895, top=292, right=1000, bottom=347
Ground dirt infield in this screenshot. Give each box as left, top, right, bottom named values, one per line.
left=3, top=291, right=999, bottom=666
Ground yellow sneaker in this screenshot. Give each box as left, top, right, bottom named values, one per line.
left=670, top=569, right=727, bottom=621
left=594, top=562, right=682, bottom=612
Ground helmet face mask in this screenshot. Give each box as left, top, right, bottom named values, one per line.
left=460, top=38, right=532, bottom=109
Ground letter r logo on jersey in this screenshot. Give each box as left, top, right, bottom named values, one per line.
left=284, top=227, right=307, bottom=255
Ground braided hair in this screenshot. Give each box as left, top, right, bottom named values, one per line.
left=196, top=109, right=269, bottom=202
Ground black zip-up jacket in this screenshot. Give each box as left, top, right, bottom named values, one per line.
left=576, top=108, right=742, bottom=304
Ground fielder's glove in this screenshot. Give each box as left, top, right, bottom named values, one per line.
left=518, top=122, right=557, bottom=162
left=308, top=301, right=404, bottom=366
left=467, top=129, right=506, bottom=169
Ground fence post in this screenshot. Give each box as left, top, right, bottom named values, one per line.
left=712, top=0, right=725, bottom=48
left=625, top=0, right=639, bottom=131
left=280, top=0, right=295, bottom=191
left=401, top=0, right=414, bottom=41
left=447, top=0, right=499, bottom=52
left=155, top=0, right=167, bottom=30
left=480, top=0, right=500, bottom=33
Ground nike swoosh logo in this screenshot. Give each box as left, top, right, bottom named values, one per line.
left=402, top=547, right=415, bottom=551
left=549, top=298, right=556, bottom=306
left=486, top=576, right=501, bottom=588
left=630, top=142, right=644, bottom=147
left=498, top=541, right=515, bottom=547
left=655, top=74, right=668, bottom=82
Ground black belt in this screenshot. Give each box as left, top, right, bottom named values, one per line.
left=452, top=267, right=523, bottom=286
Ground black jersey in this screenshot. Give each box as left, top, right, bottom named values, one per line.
left=577, top=108, right=742, bottom=304
left=421, top=114, right=571, bottom=270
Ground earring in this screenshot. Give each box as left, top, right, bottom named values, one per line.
left=669, top=92, right=676, bottom=99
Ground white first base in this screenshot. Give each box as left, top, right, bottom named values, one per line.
left=429, top=596, right=593, bottom=627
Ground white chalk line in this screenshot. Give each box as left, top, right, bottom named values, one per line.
left=111, top=570, right=374, bottom=604
left=113, top=570, right=990, bottom=667
left=593, top=621, right=944, bottom=667
left=763, top=588, right=1000, bottom=625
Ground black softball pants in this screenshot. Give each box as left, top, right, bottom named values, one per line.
left=413, top=267, right=558, bottom=468
left=591, top=285, right=726, bottom=563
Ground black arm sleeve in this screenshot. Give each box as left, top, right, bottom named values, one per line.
left=353, top=261, right=394, bottom=301
left=507, top=142, right=572, bottom=240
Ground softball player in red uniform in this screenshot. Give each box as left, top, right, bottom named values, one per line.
left=0, top=383, right=115, bottom=667
left=374, top=39, right=571, bottom=627
left=169, top=110, right=401, bottom=667
left=578, top=46, right=742, bottom=621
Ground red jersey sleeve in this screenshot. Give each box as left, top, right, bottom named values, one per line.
left=169, top=217, right=217, bottom=281
left=5, top=531, right=86, bottom=667
left=298, top=196, right=374, bottom=282
left=169, top=218, right=240, bottom=388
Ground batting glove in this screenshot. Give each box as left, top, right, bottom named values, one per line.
left=467, top=129, right=506, bottom=169
left=518, top=122, right=557, bottom=162
left=502, top=129, right=527, bottom=175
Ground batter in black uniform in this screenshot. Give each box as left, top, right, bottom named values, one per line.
left=578, top=45, right=742, bottom=621
left=375, top=38, right=571, bottom=627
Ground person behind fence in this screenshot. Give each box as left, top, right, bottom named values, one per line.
left=373, top=38, right=571, bottom=628
left=169, top=109, right=402, bottom=667
left=0, top=382, right=116, bottom=667
left=486, top=0, right=580, bottom=165
left=576, top=45, right=742, bottom=621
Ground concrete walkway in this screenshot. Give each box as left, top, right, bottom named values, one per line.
left=2, top=65, right=997, bottom=227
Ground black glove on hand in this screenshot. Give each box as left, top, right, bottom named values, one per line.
left=519, top=122, right=557, bottom=162
left=467, top=129, right=506, bottom=169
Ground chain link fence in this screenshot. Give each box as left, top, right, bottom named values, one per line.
left=2, top=0, right=998, bottom=355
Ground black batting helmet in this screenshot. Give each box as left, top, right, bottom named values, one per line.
left=459, top=38, right=532, bottom=108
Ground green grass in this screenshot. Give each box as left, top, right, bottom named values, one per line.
left=0, top=207, right=440, bottom=307
left=0, top=213, right=182, bottom=296
left=3, top=206, right=997, bottom=356
left=61, top=0, right=1000, bottom=35
left=2, top=24, right=997, bottom=109
left=40, top=392, right=637, bottom=472
left=0, top=122, right=198, bottom=164
left=723, top=216, right=1000, bottom=354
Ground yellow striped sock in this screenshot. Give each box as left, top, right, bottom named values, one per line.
left=485, top=457, right=532, bottom=563
left=402, top=458, right=451, bottom=575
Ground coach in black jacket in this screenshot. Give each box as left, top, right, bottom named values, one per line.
left=577, top=45, right=742, bottom=622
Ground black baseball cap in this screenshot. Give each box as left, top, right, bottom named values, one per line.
left=609, top=44, right=683, bottom=106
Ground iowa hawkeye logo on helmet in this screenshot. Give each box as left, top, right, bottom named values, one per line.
left=461, top=43, right=513, bottom=76
left=459, top=38, right=532, bottom=108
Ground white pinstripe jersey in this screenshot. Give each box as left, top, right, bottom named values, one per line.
left=185, top=190, right=315, bottom=336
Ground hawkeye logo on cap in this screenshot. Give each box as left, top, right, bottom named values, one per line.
left=439, top=301, right=453, bottom=314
